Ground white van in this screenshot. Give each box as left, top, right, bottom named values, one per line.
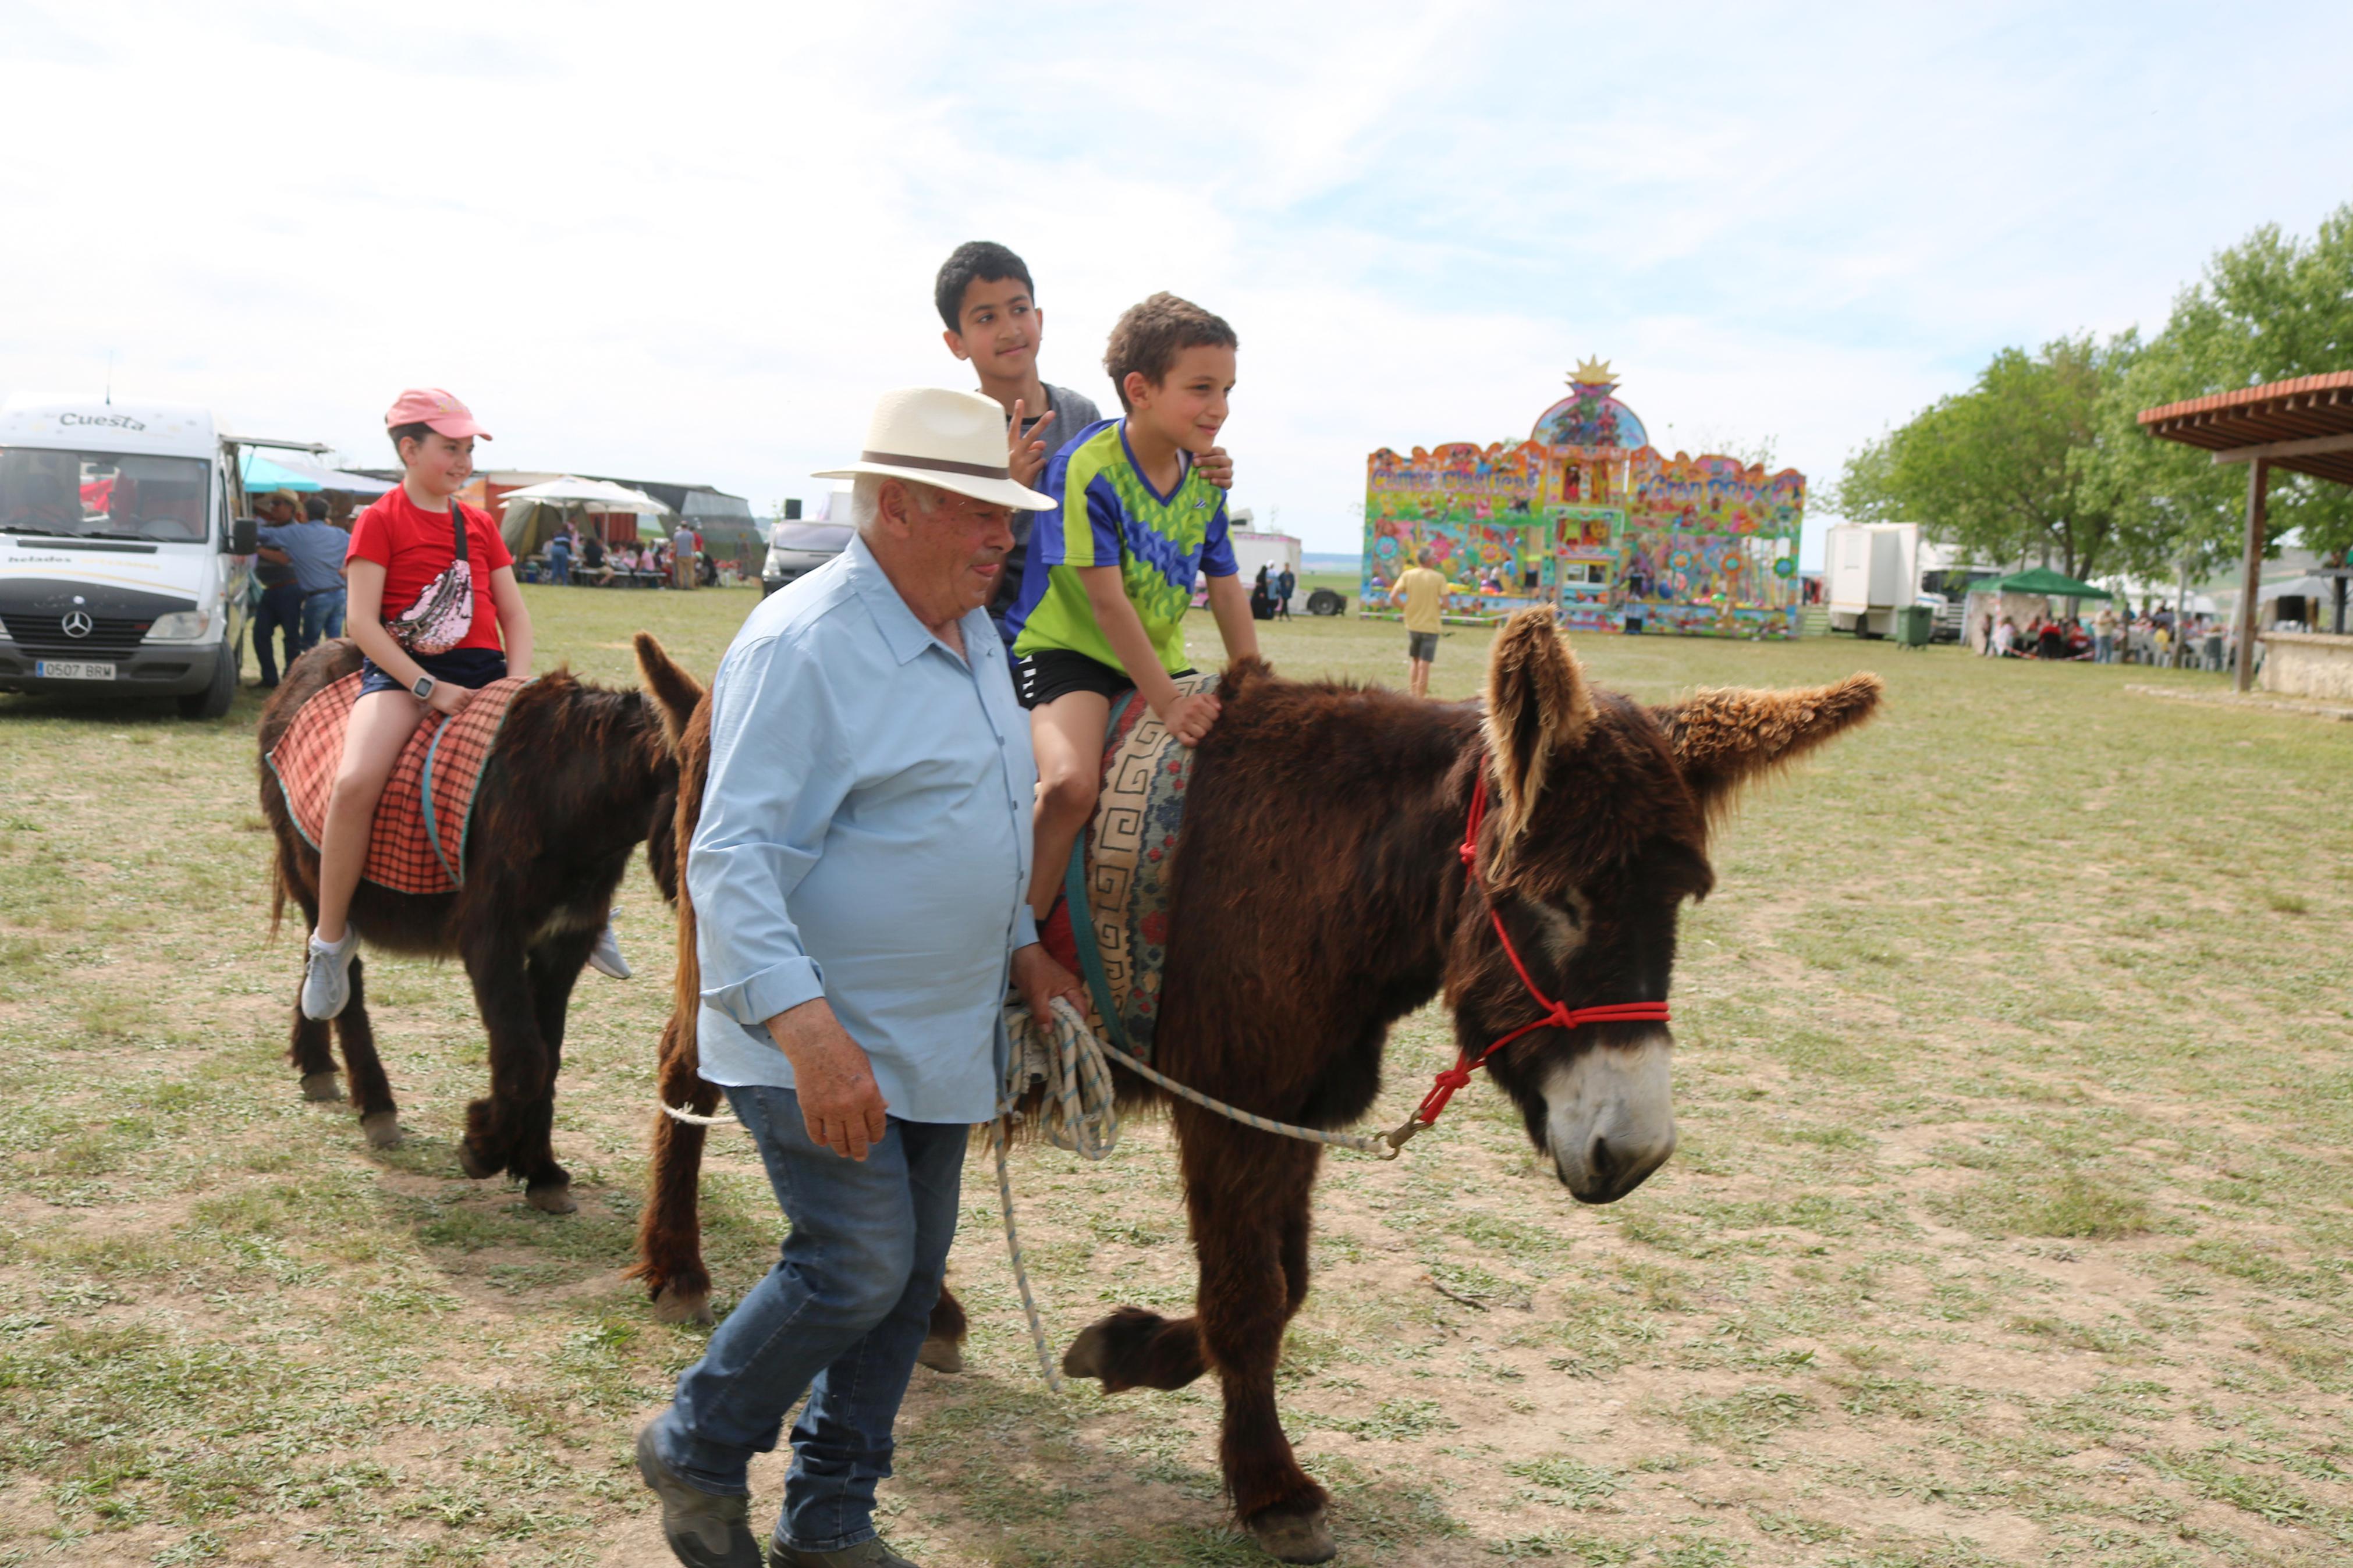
left=0, top=397, right=260, bottom=717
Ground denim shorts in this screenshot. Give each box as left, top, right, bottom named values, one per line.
left=357, top=645, right=509, bottom=698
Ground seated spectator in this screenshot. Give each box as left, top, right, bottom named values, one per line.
left=581, top=531, right=613, bottom=585
left=2037, top=620, right=2066, bottom=660
left=1994, top=617, right=2019, bottom=656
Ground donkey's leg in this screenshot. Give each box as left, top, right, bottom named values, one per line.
left=918, top=1283, right=968, bottom=1373
left=336, top=959, right=403, bottom=1149
left=288, top=973, right=339, bottom=1100
left=455, top=927, right=551, bottom=1192
left=510, top=928, right=596, bottom=1213
left=1062, top=1304, right=1208, bottom=1393
left=630, top=1007, right=721, bottom=1322
left=284, top=886, right=342, bottom=1103
left=1191, top=1122, right=1333, bottom=1563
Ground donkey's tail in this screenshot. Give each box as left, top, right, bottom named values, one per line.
left=269, top=867, right=288, bottom=941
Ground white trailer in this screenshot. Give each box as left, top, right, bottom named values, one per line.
left=1224, top=528, right=1301, bottom=605
left=1824, top=522, right=1921, bottom=638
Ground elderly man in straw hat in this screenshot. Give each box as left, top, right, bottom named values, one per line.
left=637, top=389, right=1087, bottom=1568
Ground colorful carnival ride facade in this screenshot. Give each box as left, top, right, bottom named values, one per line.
left=1361, top=361, right=1808, bottom=638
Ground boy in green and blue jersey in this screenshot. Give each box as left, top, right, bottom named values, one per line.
left=1002, top=291, right=1258, bottom=919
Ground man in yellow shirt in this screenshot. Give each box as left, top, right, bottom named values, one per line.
left=1390, top=549, right=1449, bottom=698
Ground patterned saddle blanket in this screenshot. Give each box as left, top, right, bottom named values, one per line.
left=1040, top=673, right=1216, bottom=1066
left=266, top=672, right=528, bottom=895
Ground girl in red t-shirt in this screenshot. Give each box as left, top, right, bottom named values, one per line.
left=301, top=390, right=535, bottom=1020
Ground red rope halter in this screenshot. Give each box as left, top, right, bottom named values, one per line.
left=1396, top=767, right=1672, bottom=1140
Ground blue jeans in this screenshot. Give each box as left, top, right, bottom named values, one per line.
left=654, top=1087, right=966, bottom=1553
left=251, top=582, right=304, bottom=685
left=300, top=588, right=346, bottom=652
left=546, top=549, right=572, bottom=585
left=2093, top=633, right=2114, bottom=664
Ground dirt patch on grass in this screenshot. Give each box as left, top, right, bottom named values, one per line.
left=6, top=600, right=2352, bottom=1565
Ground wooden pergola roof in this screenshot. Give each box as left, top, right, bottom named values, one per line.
left=2138, top=371, right=2353, bottom=485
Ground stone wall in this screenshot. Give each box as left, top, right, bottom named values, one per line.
left=2259, top=632, right=2353, bottom=702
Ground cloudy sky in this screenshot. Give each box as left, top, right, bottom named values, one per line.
left=2, top=1, right=2348, bottom=560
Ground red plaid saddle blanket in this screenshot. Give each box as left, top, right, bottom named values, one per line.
left=265, top=673, right=528, bottom=895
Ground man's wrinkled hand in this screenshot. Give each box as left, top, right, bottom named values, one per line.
left=766, top=998, right=890, bottom=1160
left=1199, top=446, right=1234, bottom=490
left=1012, top=942, right=1086, bottom=1030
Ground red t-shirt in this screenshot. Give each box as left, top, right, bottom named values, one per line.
left=346, top=489, right=514, bottom=652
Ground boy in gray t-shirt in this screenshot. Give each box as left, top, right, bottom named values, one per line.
left=934, top=240, right=1232, bottom=642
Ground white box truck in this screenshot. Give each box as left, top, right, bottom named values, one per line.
left=1824, top=521, right=1922, bottom=638
left=0, top=397, right=264, bottom=717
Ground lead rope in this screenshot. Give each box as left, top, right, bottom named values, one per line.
left=988, top=995, right=1413, bottom=1388
left=661, top=995, right=1418, bottom=1389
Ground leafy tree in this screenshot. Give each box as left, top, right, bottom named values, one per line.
left=1833, top=334, right=2139, bottom=581
left=2091, top=202, right=2353, bottom=567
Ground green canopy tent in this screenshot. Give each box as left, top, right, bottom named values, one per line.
left=1974, top=566, right=2112, bottom=599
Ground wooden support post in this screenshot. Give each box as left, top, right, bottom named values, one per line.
left=2234, top=458, right=2269, bottom=694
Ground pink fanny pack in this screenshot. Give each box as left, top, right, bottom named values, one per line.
left=385, top=504, right=476, bottom=655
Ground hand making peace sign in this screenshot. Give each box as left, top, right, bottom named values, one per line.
left=1007, top=399, right=1057, bottom=491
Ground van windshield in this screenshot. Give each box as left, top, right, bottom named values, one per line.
left=773, top=523, right=852, bottom=552
left=0, top=449, right=211, bottom=543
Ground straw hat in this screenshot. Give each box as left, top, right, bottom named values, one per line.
left=814, top=388, right=1053, bottom=511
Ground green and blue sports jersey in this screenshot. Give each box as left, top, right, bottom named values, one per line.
left=1005, top=418, right=1236, bottom=675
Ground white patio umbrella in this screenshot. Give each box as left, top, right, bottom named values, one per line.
left=502, top=477, right=668, bottom=511
left=499, top=477, right=670, bottom=555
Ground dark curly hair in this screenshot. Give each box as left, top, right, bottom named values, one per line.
left=1103, top=292, right=1237, bottom=411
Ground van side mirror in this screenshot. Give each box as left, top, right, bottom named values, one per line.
left=230, top=517, right=258, bottom=554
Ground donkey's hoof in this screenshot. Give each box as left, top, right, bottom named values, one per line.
left=651, top=1286, right=715, bottom=1327
left=359, top=1111, right=401, bottom=1149
left=299, top=1071, right=345, bottom=1103
left=525, top=1181, right=577, bottom=1215
left=1246, top=1506, right=1336, bottom=1564
left=916, top=1335, right=965, bottom=1374
left=1061, top=1322, right=1113, bottom=1384
left=456, top=1140, right=497, bottom=1180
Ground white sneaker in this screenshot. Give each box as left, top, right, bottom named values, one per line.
left=587, top=921, right=631, bottom=980
left=301, top=926, right=360, bottom=1020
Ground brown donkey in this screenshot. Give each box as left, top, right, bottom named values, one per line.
left=259, top=636, right=704, bottom=1211
left=629, top=613, right=1880, bottom=1562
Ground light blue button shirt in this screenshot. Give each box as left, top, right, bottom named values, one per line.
left=689, top=533, right=1040, bottom=1125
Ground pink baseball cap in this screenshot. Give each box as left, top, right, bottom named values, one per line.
left=384, top=387, right=492, bottom=440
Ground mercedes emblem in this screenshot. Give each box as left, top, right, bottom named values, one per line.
left=62, top=610, right=93, bottom=638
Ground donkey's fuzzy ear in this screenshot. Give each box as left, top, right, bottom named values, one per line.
left=633, top=632, right=704, bottom=755
left=1656, top=673, right=1884, bottom=817
left=1481, top=609, right=1595, bottom=842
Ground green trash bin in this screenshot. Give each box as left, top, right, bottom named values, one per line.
left=1892, top=604, right=1934, bottom=648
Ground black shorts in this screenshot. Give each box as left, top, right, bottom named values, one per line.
left=1013, top=648, right=1193, bottom=710
left=1407, top=630, right=1440, bottom=662
left=357, top=645, right=509, bottom=698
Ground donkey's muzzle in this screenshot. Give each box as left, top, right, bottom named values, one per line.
left=1541, top=1036, right=1676, bottom=1203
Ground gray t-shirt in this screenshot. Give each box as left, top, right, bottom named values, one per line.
left=993, top=382, right=1104, bottom=642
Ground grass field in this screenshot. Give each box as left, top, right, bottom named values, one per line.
left=3, top=586, right=2349, bottom=1567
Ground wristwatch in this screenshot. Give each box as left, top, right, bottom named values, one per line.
left=411, top=674, right=437, bottom=701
